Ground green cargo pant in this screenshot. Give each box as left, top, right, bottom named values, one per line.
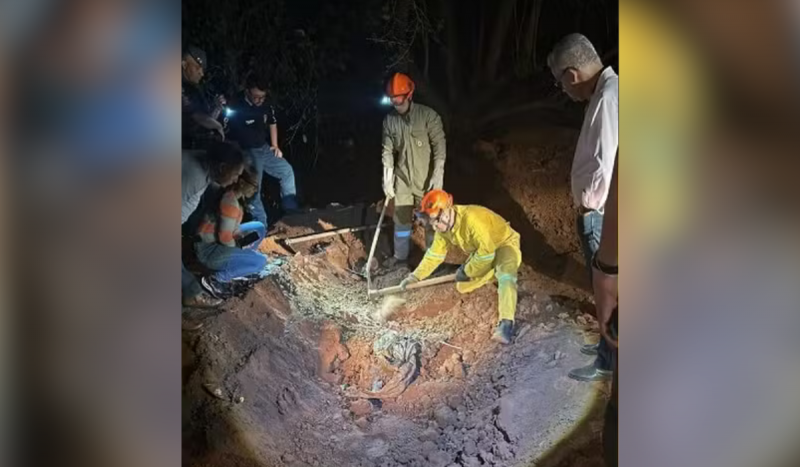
left=393, top=184, right=433, bottom=261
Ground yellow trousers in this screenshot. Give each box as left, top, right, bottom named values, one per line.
left=456, top=238, right=521, bottom=322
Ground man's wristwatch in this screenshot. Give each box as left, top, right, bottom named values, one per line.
left=592, top=253, right=618, bottom=276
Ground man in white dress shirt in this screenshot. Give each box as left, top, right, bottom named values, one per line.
left=548, top=33, right=618, bottom=382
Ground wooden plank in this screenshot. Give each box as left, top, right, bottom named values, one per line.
left=283, top=223, right=388, bottom=245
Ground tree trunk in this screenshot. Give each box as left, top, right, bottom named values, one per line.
left=521, top=0, right=543, bottom=73
left=483, top=0, right=516, bottom=83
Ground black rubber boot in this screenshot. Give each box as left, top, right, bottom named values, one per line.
left=568, top=362, right=613, bottom=382
left=492, top=320, right=514, bottom=344
left=580, top=343, right=600, bottom=356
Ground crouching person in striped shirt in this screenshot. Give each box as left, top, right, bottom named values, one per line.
left=195, top=169, right=275, bottom=297
left=398, top=190, right=522, bottom=345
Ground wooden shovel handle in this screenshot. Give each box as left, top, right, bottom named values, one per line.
left=368, top=273, right=457, bottom=297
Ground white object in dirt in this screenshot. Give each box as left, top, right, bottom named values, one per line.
left=374, top=295, right=406, bottom=323
left=235, top=396, right=245, bottom=404
left=439, top=341, right=464, bottom=352
left=203, top=383, right=226, bottom=400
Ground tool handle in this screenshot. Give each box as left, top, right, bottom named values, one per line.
left=368, top=273, right=457, bottom=297
left=283, top=224, right=386, bottom=245
left=366, top=198, right=390, bottom=292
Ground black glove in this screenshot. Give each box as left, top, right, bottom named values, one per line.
left=455, top=265, right=469, bottom=282
left=399, top=274, right=419, bottom=291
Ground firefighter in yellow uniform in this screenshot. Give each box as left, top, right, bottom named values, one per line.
left=400, top=190, right=521, bottom=344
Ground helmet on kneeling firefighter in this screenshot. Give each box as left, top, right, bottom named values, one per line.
left=416, top=189, right=455, bottom=233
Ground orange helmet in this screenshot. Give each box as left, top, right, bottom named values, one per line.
left=419, top=189, right=453, bottom=218
left=386, top=72, right=415, bottom=98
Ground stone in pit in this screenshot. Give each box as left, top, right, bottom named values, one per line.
left=350, top=399, right=372, bottom=417
left=433, top=405, right=457, bottom=428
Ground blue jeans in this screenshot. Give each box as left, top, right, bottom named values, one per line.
left=577, top=211, right=604, bottom=275
left=577, top=210, right=615, bottom=372
left=194, top=242, right=268, bottom=283
left=245, top=145, right=298, bottom=226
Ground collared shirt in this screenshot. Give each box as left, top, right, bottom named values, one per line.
left=226, top=91, right=277, bottom=150
left=381, top=102, right=446, bottom=195
left=182, top=151, right=210, bottom=225
left=571, top=66, right=619, bottom=211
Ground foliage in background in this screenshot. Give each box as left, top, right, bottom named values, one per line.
left=181, top=0, right=617, bottom=197
left=370, top=0, right=618, bottom=133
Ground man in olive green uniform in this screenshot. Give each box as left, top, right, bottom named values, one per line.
left=381, top=72, right=447, bottom=269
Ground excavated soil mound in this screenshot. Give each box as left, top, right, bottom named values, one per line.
left=182, top=125, right=610, bottom=467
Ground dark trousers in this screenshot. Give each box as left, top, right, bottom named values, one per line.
left=603, top=355, right=618, bottom=466
left=577, top=211, right=615, bottom=371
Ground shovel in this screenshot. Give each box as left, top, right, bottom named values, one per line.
left=368, top=272, right=457, bottom=297
left=365, top=197, right=390, bottom=296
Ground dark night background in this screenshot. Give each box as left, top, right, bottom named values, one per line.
left=182, top=0, right=618, bottom=209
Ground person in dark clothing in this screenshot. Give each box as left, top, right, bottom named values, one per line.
left=181, top=45, right=226, bottom=149
left=593, top=156, right=618, bottom=466
left=226, top=73, right=298, bottom=226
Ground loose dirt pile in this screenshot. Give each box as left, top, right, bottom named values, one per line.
left=182, top=125, right=610, bottom=467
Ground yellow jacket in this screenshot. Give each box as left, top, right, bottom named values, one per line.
left=413, top=205, right=520, bottom=281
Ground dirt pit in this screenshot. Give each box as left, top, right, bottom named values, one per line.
left=182, top=126, right=610, bottom=467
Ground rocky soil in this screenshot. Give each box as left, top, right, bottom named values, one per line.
left=182, top=125, right=611, bottom=467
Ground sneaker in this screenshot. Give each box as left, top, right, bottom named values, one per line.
left=580, top=343, right=600, bottom=356
left=182, top=291, right=223, bottom=309
left=201, top=276, right=226, bottom=298
left=568, top=362, right=613, bottom=382
left=491, top=319, right=514, bottom=344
